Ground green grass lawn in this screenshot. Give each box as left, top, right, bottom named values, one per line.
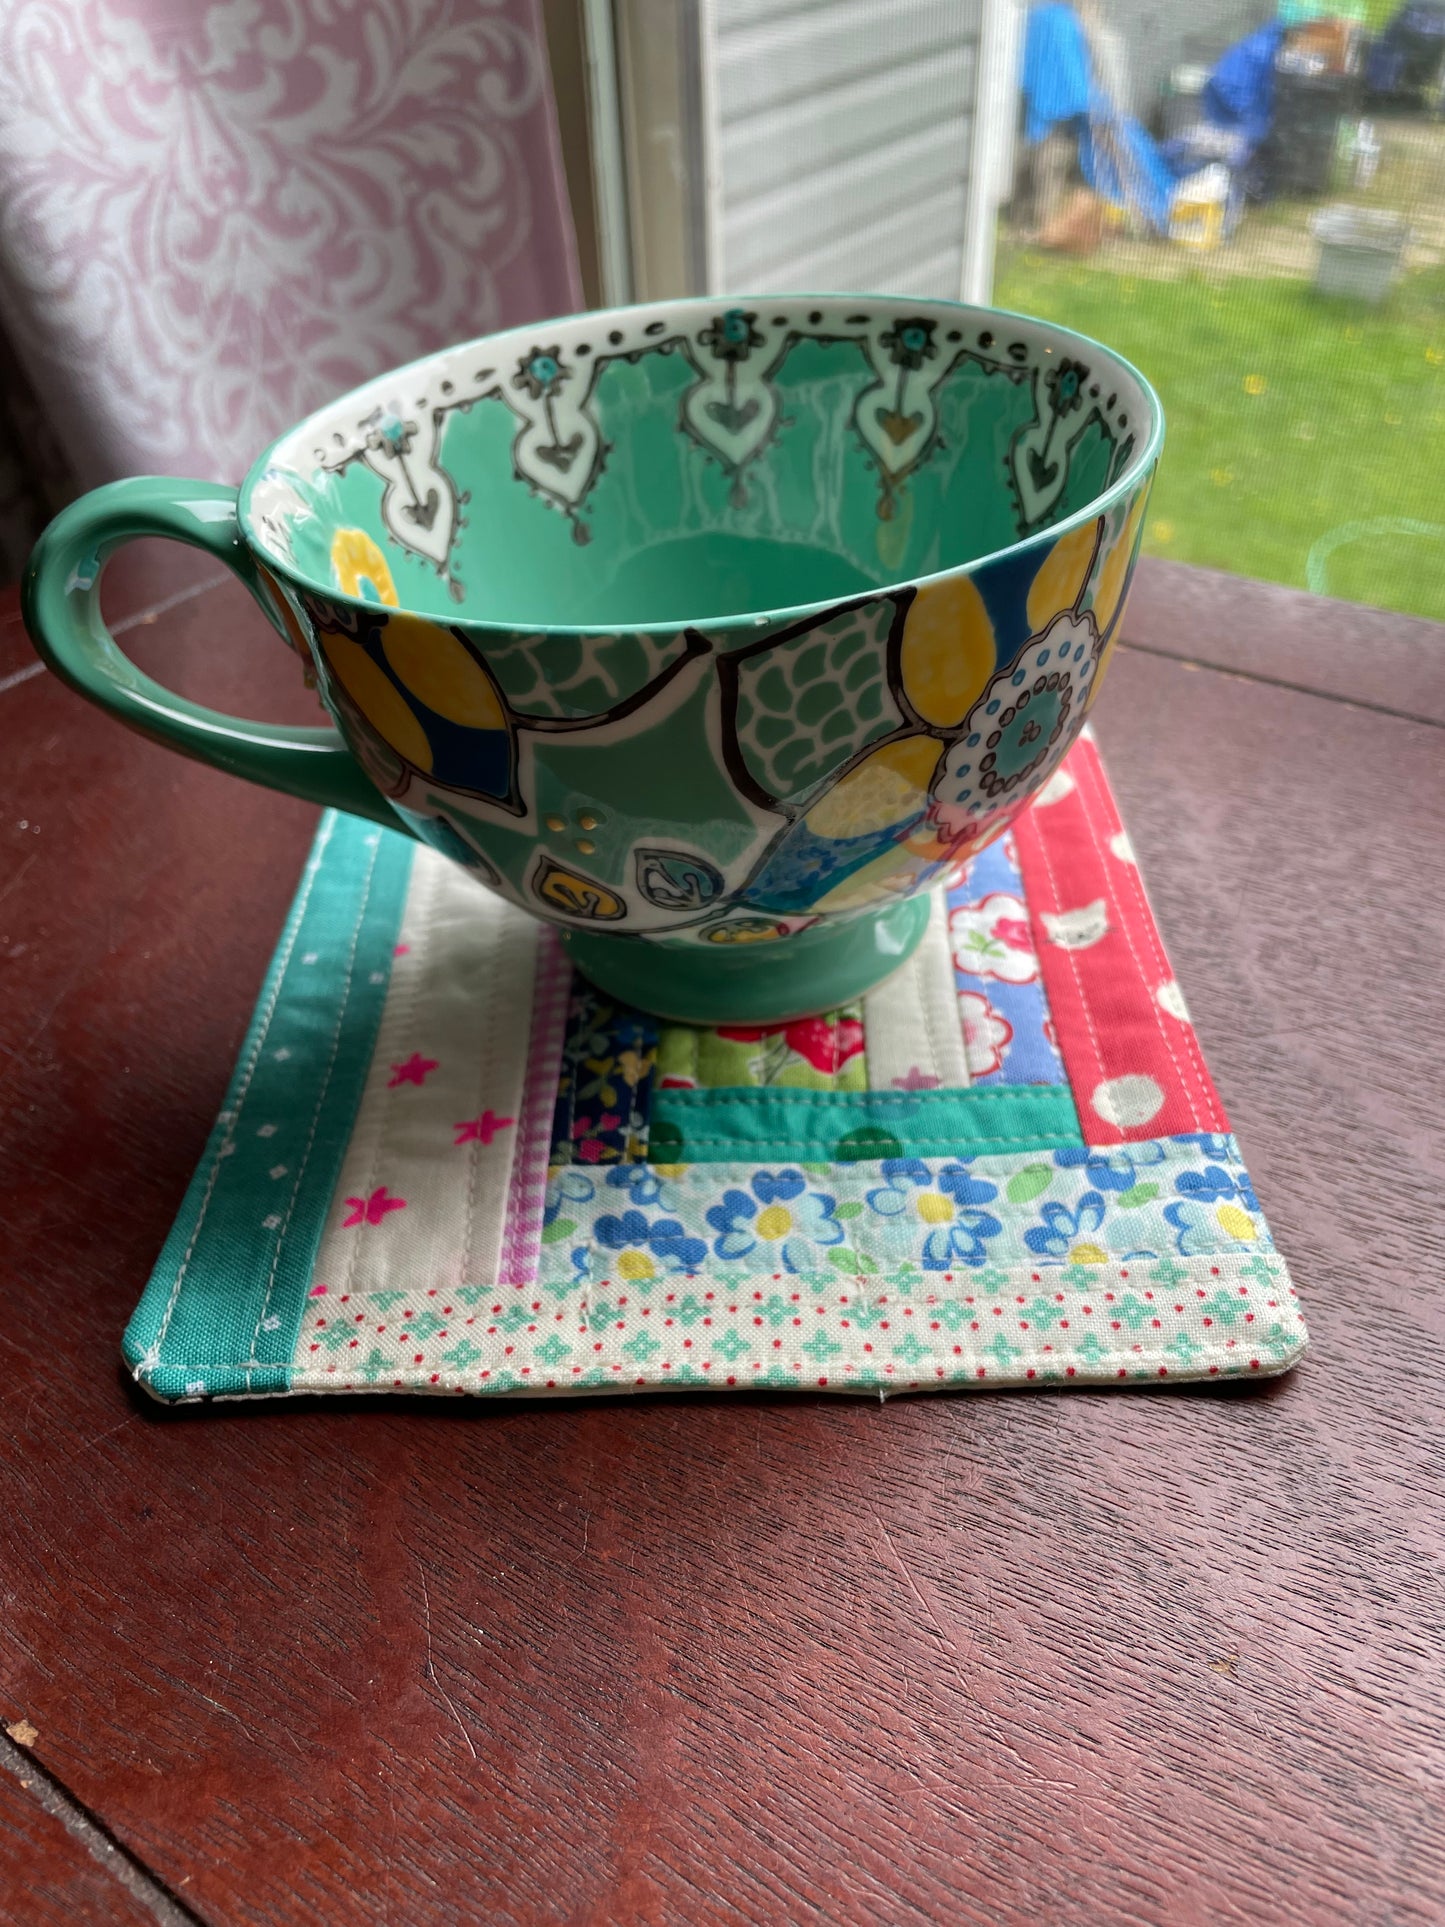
left=993, top=250, right=1445, bottom=622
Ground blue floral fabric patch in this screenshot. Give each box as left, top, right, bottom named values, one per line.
left=541, top=1131, right=1274, bottom=1289
left=945, top=833, right=1065, bottom=1085
left=549, top=981, right=657, bottom=1166
left=522, top=1130, right=1305, bottom=1392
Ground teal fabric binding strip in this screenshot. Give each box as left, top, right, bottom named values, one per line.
left=647, top=1084, right=1084, bottom=1162
left=124, top=813, right=415, bottom=1401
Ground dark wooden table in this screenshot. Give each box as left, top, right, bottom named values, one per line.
left=2, top=551, right=1442, bottom=1926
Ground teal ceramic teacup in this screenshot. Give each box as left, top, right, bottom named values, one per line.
left=23, top=295, right=1161, bottom=1022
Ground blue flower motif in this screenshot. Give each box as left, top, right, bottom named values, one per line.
left=606, top=1164, right=656, bottom=1199
left=1175, top=1165, right=1258, bottom=1211
left=881, top=317, right=938, bottom=370
left=1163, top=1200, right=1219, bottom=1257
left=594, top=1205, right=706, bottom=1274
left=595, top=1208, right=650, bottom=1249
left=884, top=1156, right=932, bottom=1185
left=605, top=1164, right=673, bottom=1209
left=1046, top=356, right=1089, bottom=416
left=937, top=1161, right=999, bottom=1206
left=706, top=1187, right=758, bottom=1260
left=866, top=1157, right=931, bottom=1216
left=704, top=1172, right=843, bottom=1271
left=1162, top=1160, right=1261, bottom=1256
left=1175, top=1165, right=1233, bottom=1202
left=364, top=409, right=414, bottom=458
left=1024, top=1192, right=1107, bottom=1260
left=700, top=307, right=764, bottom=361
left=781, top=1193, right=845, bottom=1272
left=922, top=1210, right=1002, bottom=1271
left=751, top=1168, right=806, bottom=1205
left=1054, top=1143, right=1165, bottom=1189
left=544, top=1168, right=595, bottom=1225
left=644, top=1217, right=708, bottom=1273
left=515, top=346, right=567, bottom=399
left=1182, top=1132, right=1235, bottom=1161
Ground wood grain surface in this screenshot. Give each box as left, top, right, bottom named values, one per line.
left=1, top=559, right=1442, bottom=1927
left=1124, top=555, right=1445, bottom=725
left=0, top=1739, right=170, bottom=1926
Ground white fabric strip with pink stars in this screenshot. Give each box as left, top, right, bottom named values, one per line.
left=309, top=848, right=540, bottom=1311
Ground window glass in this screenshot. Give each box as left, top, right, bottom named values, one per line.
left=996, top=0, right=1445, bottom=620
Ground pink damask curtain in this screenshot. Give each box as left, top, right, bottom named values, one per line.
left=0, top=0, right=581, bottom=578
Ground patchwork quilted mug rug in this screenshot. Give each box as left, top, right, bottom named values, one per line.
left=125, top=734, right=1307, bottom=1402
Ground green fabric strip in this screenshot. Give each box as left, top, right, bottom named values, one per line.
left=647, top=1083, right=1084, bottom=1163
left=654, top=1007, right=868, bottom=1091
left=124, top=813, right=415, bottom=1400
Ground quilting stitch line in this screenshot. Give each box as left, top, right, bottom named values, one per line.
left=244, top=830, right=385, bottom=1378
left=148, top=812, right=338, bottom=1363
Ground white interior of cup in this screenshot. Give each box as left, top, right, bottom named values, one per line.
left=244, top=294, right=1160, bottom=629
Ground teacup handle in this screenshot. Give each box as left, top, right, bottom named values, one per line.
left=22, top=475, right=407, bottom=832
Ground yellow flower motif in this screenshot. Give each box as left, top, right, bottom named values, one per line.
left=702, top=919, right=786, bottom=944
left=1243, top=374, right=1266, bottom=397
left=256, top=561, right=310, bottom=659
left=1426, top=346, right=1442, bottom=364
left=916, top=1192, right=953, bottom=1224
left=616, top=1048, right=651, bottom=1089
left=331, top=527, right=399, bottom=607
left=756, top=1204, right=793, bottom=1239
left=1152, top=519, right=1175, bottom=544
left=538, top=868, right=625, bottom=922
left=381, top=614, right=505, bottom=728
left=803, top=735, right=941, bottom=842
left=320, top=633, right=433, bottom=771
left=1210, top=468, right=1234, bottom=488
left=1085, top=485, right=1152, bottom=712
left=792, top=515, right=1115, bottom=904
left=1091, top=489, right=1149, bottom=640
left=1216, top=1204, right=1257, bottom=1241
left=899, top=574, right=996, bottom=726
left=1026, top=518, right=1098, bottom=633
left=617, top=1250, right=655, bottom=1280
left=1068, top=1241, right=1109, bottom=1266
left=651, top=1162, right=689, bottom=1179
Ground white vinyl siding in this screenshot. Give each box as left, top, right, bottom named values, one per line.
left=708, top=0, right=983, bottom=298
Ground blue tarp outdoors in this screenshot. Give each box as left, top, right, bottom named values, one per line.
left=1021, top=0, right=1176, bottom=234
left=1202, top=20, right=1285, bottom=157
left=1080, top=116, right=1177, bottom=236
left=1022, top=0, right=1093, bottom=144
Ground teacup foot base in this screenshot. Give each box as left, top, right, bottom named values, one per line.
left=560, top=895, right=932, bottom=1026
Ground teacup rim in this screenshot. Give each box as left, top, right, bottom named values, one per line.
left=240, top=291, right=1164, bottom=638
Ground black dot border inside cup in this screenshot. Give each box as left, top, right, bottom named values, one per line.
left=304, top=301, right=1144, bottom=487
